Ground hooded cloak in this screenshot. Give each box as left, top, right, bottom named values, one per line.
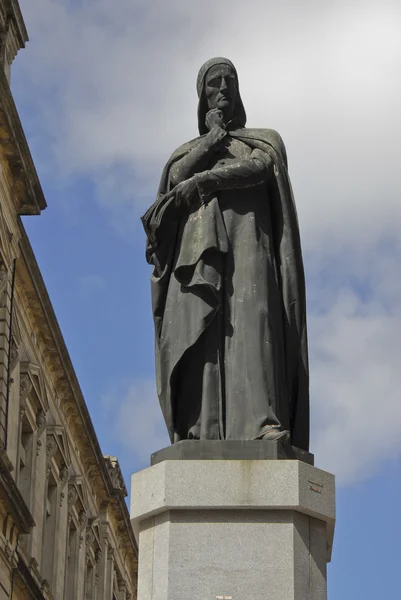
left=196, top=57, right=247, bottom=135
left=142, top=59, right=309, bottom=451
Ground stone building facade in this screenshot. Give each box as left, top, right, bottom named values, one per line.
left=0, top=2, right=137, bottom=598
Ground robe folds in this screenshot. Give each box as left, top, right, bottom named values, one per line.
left=142, top=127, right=309, bottom=451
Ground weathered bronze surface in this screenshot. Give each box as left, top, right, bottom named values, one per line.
left=142, top=58, right=309, bottom=450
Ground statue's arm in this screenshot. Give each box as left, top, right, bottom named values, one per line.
left=169, top=126, right=228, bottom=186
left=195, top=148, right=273, bottom=201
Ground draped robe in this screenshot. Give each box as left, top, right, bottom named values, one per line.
left=142, top=127, right=309, bottom=451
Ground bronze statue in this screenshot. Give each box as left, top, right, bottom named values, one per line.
left=142, top=58, right=309, bottom=450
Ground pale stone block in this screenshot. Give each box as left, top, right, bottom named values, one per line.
left=131, top=460, right=335, bottom=600
left=309, top=517, right=328, bottom=600
left=131, top=460, right=335, bottom=553
left=136, top=518, right=155, bottom=600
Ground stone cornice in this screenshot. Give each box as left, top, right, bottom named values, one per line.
left=0, top=447, right=35, bottom=533
left=1, top=1, right=28, bottom=49
left=104, top=456, right=128, bottom=497
left=0, top=68, right=46, bottom=215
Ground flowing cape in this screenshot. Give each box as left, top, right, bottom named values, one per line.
left=142, top=128, right=309, bottom=451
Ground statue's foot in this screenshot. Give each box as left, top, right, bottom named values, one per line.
left=260, top=428, right=290, bottom=443
left=188, top=424, right=201, bottom=440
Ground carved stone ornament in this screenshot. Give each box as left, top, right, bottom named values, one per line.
left=67, top=485, right=78, bottom=508
left=4, top=542, right=13, bottom=560
left=101, top=522, right=109, bottom=540
left=46, top=436, right=57, bottom=459
left=107, top=546, right=115, bottom=562
left=36, top=439, right=42, bottom=457
left=79, top=510, right=88, bottom=532
left=85, top=529, right=95, bottom=563
left=36, top=409, right=46, bottom=435
left=86, top=530, right=94, bottom=548
left=20, top=373, right=32, bottom=405
left=9, top=340, right=19, bottom=373
left=103, top=455, right=128, bottom=497
left=46, top=436, right=58, bottom=479
left=60, top=465, right=69, bottom=488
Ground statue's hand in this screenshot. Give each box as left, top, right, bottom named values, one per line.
left=172, top=176, right=200, bottom=208
left=205, top=108, right=225, bottom=131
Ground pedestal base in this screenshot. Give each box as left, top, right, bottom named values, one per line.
left=151, top=440, right=314, bottom=466
left=131, top=460, right=335, bottom=600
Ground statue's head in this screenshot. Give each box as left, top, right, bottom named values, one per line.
left=197, top=57, right=247, bottom=135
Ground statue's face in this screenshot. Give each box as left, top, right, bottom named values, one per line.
left=205, top=64, right=238, bottom=116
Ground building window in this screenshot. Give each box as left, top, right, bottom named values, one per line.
left=65, top=520, right=79, bottom=599
left=85, top=561, right=94, bottom=599
left=42, top=472, right=58, bottom=583
left=18, top=412, right=34, bottom=508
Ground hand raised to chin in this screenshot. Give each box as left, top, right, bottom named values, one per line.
left=205, top=108, right=225, bottom=131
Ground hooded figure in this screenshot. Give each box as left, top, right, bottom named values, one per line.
left=142, top=58, right=309, bottom=450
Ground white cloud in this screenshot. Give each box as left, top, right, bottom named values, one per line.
left=104, top=379, right=169, bottom=470
left=309, top=242, right=401, bottom=483
left=16, top=0, right=401, bottom=243
left=311, top=301, right=401, bottom=484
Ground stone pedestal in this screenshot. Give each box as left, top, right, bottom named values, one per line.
left=131, top=459, right=335, bottom=600
left=150, top=439, right=314, bottom=466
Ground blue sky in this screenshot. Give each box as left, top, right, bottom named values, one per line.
left=12, top=0, right=401, bottom=597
